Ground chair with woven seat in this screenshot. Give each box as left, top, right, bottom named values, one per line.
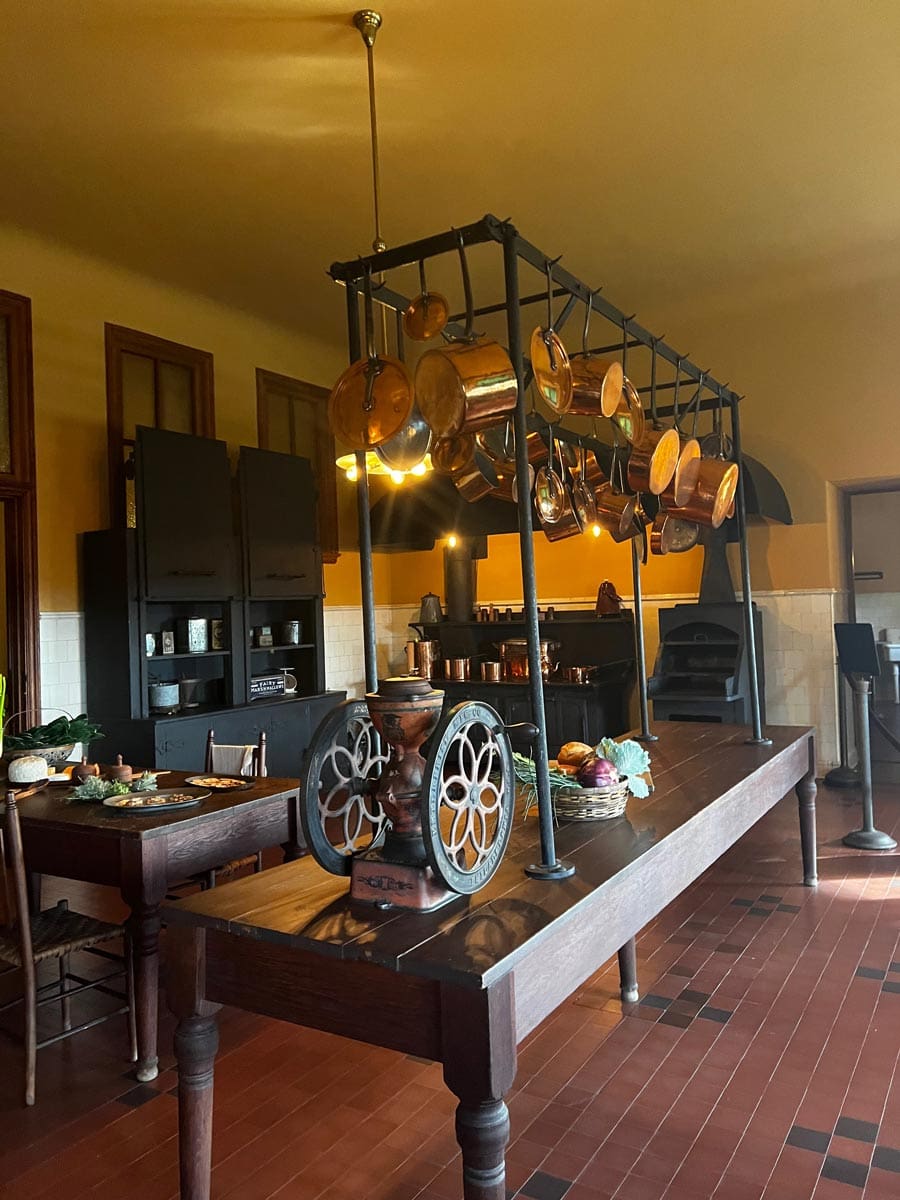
left=0, top=789, right=137, bottom=1105
left=201, top=729, right=267, bottom=888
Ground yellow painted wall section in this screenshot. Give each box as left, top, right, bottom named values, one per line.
left=0, top=224, right=344, bottom=612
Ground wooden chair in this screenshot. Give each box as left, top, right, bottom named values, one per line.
left=200, top=729, right=267, bottom=888
left=0, top=789, right=137, bottom=1106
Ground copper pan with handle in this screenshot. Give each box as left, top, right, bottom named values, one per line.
left=328, top=269, right=414, bottom=451
left=670, top=394, right=739, bottom=529
left=659, top=361, right=702, bottom=508
left=559, top=291, right=624, bottom=417
left=650, top=510, right=701, bottom=555
left=530, top=259, right=572, bottom=414
left=416, top=235, right=517, bottom=439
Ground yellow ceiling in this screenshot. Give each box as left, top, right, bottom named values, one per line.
left=2, top=0, right=899, bottom=346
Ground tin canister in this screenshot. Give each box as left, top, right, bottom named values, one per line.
left=279, top=620, right=302, bottom=645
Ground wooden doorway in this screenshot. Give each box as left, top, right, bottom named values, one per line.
left=0, top=290, right=39, bottom=722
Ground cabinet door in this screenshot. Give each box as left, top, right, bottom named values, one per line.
left=240, top=447, right=321, bottom=597
left=137, top=427, right=237, bottom=599
left=552, top=695, right=591, bottom=751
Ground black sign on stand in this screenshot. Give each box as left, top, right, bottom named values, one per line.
left=834, top=623, right=881, bottom=680
left=833, top=623, right=896, bottom=851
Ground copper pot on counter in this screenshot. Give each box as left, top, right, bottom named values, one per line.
left=561, top=665, right=597, bottom=685
left=443, top=657, right=471, bottom=681
left=480, top=661, right=502, bottom=682
left=497, top=638, right=560, bottom=681
left=415, top=640, right=441, bottom=680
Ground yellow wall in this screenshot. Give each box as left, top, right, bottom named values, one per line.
left=0, top=223, right=347, bottom=612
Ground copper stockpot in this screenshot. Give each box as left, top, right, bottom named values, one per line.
left=627, top=427, right=680, bottom=496
left=416, top=338, right=517, bottom=438
left=673, top=457, right=740, bottom=529
left=497, top=638, right=560, bottom=681
left=660, top=436, right=702, bottom=508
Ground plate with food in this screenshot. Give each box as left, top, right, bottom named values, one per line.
left=183, top=775, right=254, bottom=792
left=102, top=787, right=210, bottom=813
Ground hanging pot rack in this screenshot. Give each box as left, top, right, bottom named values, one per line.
left=329, top=212, right=770, bottom=885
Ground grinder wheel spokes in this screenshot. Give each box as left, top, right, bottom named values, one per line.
left=421, top=701, right=515, bottom=894
left=300, top=699, right=391, bottom=876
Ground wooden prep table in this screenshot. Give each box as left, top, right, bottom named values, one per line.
left=164, top=722, right=817, bottom=1200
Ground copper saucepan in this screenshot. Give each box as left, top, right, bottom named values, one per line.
left=660, top=436, right=701, bottom=508
left=561, top=665, right=598, bottom=684
left=560, top=293, right=624, bottom=417
left=594, top=482, right=639, bottom=542
left=673, top=457, right=739, bottom=529
left=627, top=426, right=681, bottom=496
left=608, top=378, right=646, bottom=445
left=402, top=258, right=449, bottom=342
left=531, top=260, right=572, bottom=413
left=416, top=237, right=517, bottom=438
left=328, top=271, right=414, bottom=450
left=443, top=657, right=471, bottom=681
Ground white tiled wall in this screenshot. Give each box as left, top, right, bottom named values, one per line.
left=40, top=591, right=846, bottom=774
left=38, top=612, right=87, bottom=721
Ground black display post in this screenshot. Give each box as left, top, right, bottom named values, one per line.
left=834, top=623, right=897, bottom=850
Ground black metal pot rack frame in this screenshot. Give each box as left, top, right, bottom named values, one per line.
left=330, top=212, right=769, bottom=884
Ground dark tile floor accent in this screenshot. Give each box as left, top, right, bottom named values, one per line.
left=836, top=1117, right=879, bottom=1144
left=639, top=994, right=672, bottom=1010
left=759, top=894, right=782, bottom=903
left=873, top=1145, right=900, bottom=1173
left=777, top=902, right=801, bottom=913
left=1, top=780, right=897, bottom=1200
left=748, top=906, right=770, bottom=916
left=787, top=1124, right=831, bottom=1154
left=732, top=898, right=754, bottom=907
left=698, top=1005, right=732, bottom=1023
left=882, top=980, right=900, bottom=994
left=856, top=966, right=886, bottom=980
left=517, top=1169, right=572, bottom=1199
left=822, top=1154, right=869, bottom=1188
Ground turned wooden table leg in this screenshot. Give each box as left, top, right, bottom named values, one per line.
left=167, top=924, right=221, bottom=1200
left=175, top=1014, right=219, bottom=1200
left=796, top=736, right=818, bottom=887
left=618, top=936, right=639, bottom=1002
left=127, top=900, right=162, bottom=1081
left=441, top=976, right=517, bottom=1200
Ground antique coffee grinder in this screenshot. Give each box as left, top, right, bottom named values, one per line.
left=300, top=679, right=517, bottom=910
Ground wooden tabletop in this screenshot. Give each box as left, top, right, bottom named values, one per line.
left=163, top=723, right=814, bottom=988
left=15, top=771, right=300, bottom=840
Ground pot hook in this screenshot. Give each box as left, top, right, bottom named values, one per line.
left=455, top=230, right=478, bottom=343
left=362, top=266, right=383, bottom=413
left=543, top=257, right=562, bottom=370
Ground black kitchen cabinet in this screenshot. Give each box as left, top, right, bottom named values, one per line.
left=84, top=435, right=340, bottom=771
left=136, top=426, right=238, bottom=600
left=239, top=446, right=320, bottom=598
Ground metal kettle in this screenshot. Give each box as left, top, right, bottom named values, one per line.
left=418, top=592, right=443, bottom=624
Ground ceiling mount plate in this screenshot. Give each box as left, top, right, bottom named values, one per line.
left=353, top=10, right=382, bottom=47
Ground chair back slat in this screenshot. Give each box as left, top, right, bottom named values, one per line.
left=2, top=792, right=35, bottom=965
left=204, top=729, right=267, bottom=778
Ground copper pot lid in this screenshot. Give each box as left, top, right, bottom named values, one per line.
left=328, top=355, right=413, bottom=451
left=608, top=377, right=646, bottom=444
left=530, top=326, right=572, bottom=413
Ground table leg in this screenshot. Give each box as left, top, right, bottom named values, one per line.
left=796, top=739, right=818, bottom=887
left=127, top=901, right=162, bottom=1081
left=175, top=1013, right=219, bottom=1200
left=441, top=977, right=517, bottom=1200
left=618, top=937, right=639, bottom=1002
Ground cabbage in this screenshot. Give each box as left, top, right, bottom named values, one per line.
left=596, top=737, right=652, bottom=798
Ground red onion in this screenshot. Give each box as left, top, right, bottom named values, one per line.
left=577, top=756, right=619, bottom=788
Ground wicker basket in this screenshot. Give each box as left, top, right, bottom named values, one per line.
left=554, top=779, right=629, bottom=821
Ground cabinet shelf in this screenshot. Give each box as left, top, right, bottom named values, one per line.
left=250, top=643, right=316, bottom=653
left=147, top=650, right=232, bottom=661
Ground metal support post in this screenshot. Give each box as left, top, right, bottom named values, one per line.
left=631, top=537, right=657, bottom=742
left=503, top=230, right=574, bottom=881
left=346, top=282, right=379, bottom=694
left=842, top=675, right=897, bottom=849
left=729, top=396, right=770, bottom=745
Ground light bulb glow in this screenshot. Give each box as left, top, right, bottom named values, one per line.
left=390, top=470, right=405, bottom=485
left=345, top=465, right=359, bottom=482
left=410, top=461, right=427, bottom=476
left=592, top=523, right=601, bottom=538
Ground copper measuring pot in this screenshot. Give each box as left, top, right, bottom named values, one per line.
left=415, top=236, right=516, bottom=439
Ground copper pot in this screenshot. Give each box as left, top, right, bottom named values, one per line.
left=480, top=661, right=502, bottom=682
left=415, top=640, right=441, bottom=680
left=443, top=657, right=471, bottom=681
left=673, top=458, right=740, bottom=529
left=415, top=236, right=517, bottom=438
left=608, top=377, right=646, bottom=444
left=627, top=427, right=681, bottom=495
left=594, top=483, right=639, bottom=542
left=402, top=259, right=449, bottom=342
left=563, top=355, right=624, bottom=417
left=497, top=638, right=560, bottom=680
left=531, top=326, right=572, bottom=413
left=562, top=665, right=597, bottom=684
left=416, top=338, right=517, bottom=438
left=650, top=511, right=701, bottom=555
left=660, top=436, right=701, bottom=508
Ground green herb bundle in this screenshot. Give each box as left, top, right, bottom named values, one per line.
left=6, top=713, right=104, bottom=751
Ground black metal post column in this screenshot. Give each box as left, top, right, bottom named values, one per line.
left=503, top=230, right=573, bottom=880
left=825, top=668, right=858, bottom=787
left=729, top=396, right=770, bottom=745
left=346, top=282, right=379, bottom=694
left=842, top=675, right=897, bottom=850
left=631, top=537, right=657, bottom=742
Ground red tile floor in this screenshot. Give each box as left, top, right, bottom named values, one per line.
left=1, top=778, right=898, bottom=1200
